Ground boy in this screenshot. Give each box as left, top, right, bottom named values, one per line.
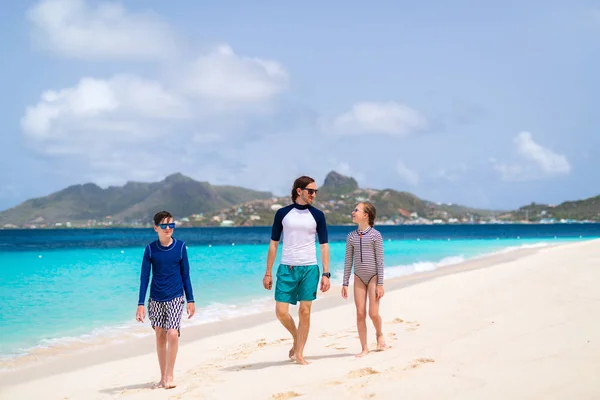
left=136, top=210, right=195, bottom=389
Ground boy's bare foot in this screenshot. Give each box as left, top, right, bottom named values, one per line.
left=295, top=356, right=310, bottom=365
left=376, top=334, right=387, bottom=351
left=355, top=349, right=369, bottom=358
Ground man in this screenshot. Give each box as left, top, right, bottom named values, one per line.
left=136, top=210, right=195, bottom=389
left=263, top=175, right=331, bottom=365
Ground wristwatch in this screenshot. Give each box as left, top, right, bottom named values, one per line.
left=322, top=272, right=331, bottom=278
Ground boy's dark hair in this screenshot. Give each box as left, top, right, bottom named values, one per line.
left=291, top=176, right=315, bottom=202
left=153, top=210, right=173, bottom=225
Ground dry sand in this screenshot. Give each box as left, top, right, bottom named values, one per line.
left=1, top=239, right=599, bottom=399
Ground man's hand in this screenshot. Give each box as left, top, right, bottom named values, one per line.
left=187, top=302, right=195, bottom=319
left=136, top=305, right=145, bottom=322
left=320, top=276, right=330, bottom=292
left=376, top=285, right=385, bottom=301
left=263, top=274, right=273, bottom=290
left=341, top=286, right=348, bottom=299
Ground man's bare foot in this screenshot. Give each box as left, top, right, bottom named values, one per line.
left=295, top=356, right=310, bottom=365
left=289, top=345, right=296, bottom=360
left=151, top=381, right=164, bottom=389
left=355, top=349, right=369, bottom=358
left=376, top=334, right=387, bottom=351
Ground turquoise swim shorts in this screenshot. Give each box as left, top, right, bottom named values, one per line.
left=274, top=264, right=320, bottom=305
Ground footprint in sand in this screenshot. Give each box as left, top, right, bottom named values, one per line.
left=348, top=367, right=380, bottom=378
left=271, top=391, right=302, bottom=399
left=407, top=358, right=435, bottom=369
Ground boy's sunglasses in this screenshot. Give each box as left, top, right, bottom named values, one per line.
left=302, top=188, right=319, bottom=195
left=158, top=223, right=176, bottom=230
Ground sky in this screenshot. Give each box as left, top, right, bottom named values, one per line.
left=1, top=0, right=598, bottom=211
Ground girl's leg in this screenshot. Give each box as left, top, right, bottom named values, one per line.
left=353, top=276, right=369, bottom=357
left=367, top=278, right=386, bottom=350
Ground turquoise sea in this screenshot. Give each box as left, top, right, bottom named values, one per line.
left=1, top=224, right=599, bottom=364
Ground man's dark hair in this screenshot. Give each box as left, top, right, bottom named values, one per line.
left=291, top=176, right=315, bottom=202
left=153, top=210, right=173, bottom=225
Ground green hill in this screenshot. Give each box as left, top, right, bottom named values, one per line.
left=0, top=173, right=273, bottom=227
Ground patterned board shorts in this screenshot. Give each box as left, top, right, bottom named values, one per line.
left=148, top=295, right=185, bottom=335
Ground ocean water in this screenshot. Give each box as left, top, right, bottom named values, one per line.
left=0, top=224, right=598, bottom=363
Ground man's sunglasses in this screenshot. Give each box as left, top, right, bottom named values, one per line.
left=157, top=223, right=176, bottom=229
left=302, top=188, right=319, bottom=195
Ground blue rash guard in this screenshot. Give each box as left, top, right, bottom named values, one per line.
left=137, top=238, right=195, bottom=306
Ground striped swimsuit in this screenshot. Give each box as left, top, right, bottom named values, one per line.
left=343, top=226, right=384, bottom=286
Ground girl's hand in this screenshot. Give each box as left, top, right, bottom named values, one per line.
left=376, top=285, right=384, bottom=300
left=341, top=286, right=348, bottom=299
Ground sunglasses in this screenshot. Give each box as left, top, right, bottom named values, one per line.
left=353, top=208, right=365, bottom=213
left=157, top=223, right=176, bottom=229
left=302, top=188, right=319, bottom=195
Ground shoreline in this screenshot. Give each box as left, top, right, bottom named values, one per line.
left=0, top=241, right=563, bottom=386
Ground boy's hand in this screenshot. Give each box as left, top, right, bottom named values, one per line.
left=341, top=286, right=348, bottom=299
left=136, top=305, right=145, bottom=322
left=187, top=302, right=195, bottom=319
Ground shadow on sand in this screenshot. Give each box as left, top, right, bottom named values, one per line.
left=98, top=381, right=164, bottom=395
left=221, top=352, right=354, bottom=372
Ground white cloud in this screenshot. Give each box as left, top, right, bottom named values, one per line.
left=396, top=161, right=419, bottom=185
left=326, top=101, right=428, bottom=135
left=21, top=74, right=189, bottom=154
left=177, top=45, right=288, bottom=111
left=490, top=132, right=571, bottom=181
left=27, top=0, right=177, bottom=60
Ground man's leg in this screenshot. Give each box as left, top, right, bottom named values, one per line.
left=164, top=329, right=179, bottom=388
left=294, top=265, right=320, bottom=365
left=274, top=264, right=299, bottom=359
left=154, top=328, right=167, bottom=387
left=295, top=301, right=312, bottom=364
left=275, top=301, right=298, bottom=359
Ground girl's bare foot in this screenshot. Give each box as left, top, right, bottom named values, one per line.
left=164, top=376, right=176, bottom=389
left=376, top=334, right=387, bottom=351
left=355, top=349, right=369, bottom=358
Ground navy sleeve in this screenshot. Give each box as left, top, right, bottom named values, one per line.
left=310, top=207, right=329, bottom=244
left=180, top=242, right=194, bottom=303
left=138, top=245, right=151, bottom=305
left=270, top=208, right=285, bottom=241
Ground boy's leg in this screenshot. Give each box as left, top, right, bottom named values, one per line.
left=274, top=265, right=299, bottom=359
left=164, top=296, right=185, bottom=389
left=353, top=277, right=369, bottom=357
left=367, top=278, right=386, bottom=350
left=148, top=299, right=168, bottom=387
left=295, top=265, right=320, bottom=365
left=154, top=329, right=167, bottom=387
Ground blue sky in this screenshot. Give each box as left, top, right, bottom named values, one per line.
left=1, top=0, right=598, bottom=211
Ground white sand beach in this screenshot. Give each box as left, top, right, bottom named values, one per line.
left=1, top=239, right=599, bottom=399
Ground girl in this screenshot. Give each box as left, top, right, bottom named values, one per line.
left=341, top=202, right=386, bottom=357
